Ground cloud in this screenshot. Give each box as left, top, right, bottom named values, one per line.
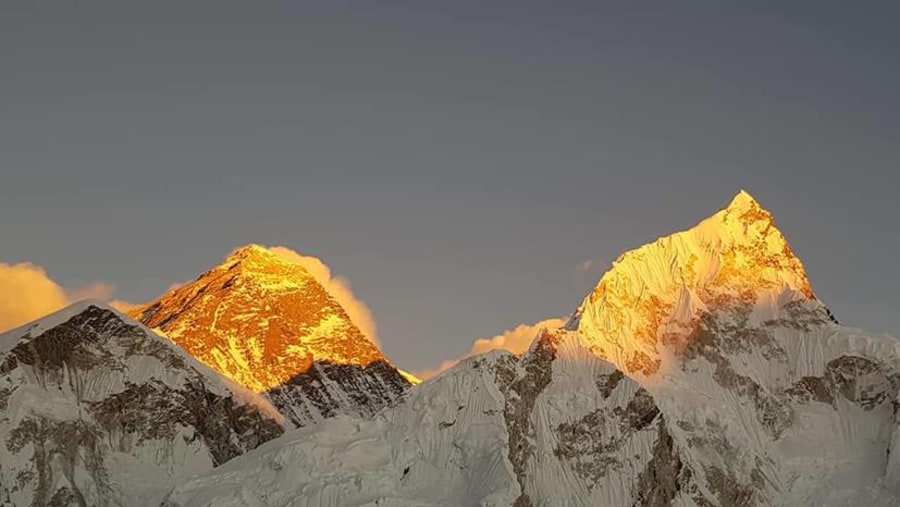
left=267, top=246, right=380, bottom=346
left=0, top=262, right=126, bottom=333
left=576, top=259, right=595, bottom=273
left=0, top=262, right=70, bottom=333
left=414, top=317, right=567, bottom=380
left=66, top=282, right=117, bottom=302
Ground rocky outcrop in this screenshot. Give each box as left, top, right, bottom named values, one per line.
left=266, top=360, right=409, bottom=426
left=0, top=303, right=283, bottom=506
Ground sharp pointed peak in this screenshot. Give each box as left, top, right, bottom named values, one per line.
left=727, top=189, right=759, bottom=210
left=227, top=244, right=279, bottom=261
left=715, top=189, right=776, bottom=229
left=572, top=191, right=818, bottom=376
left=1, top=299, right=131, bottom=343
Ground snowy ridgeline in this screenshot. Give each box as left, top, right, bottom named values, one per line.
left=5, top=192, right=900, bottom=507
left=0, top=302, right=284, bottom=506
left=164, top=193, right=900, bottom=506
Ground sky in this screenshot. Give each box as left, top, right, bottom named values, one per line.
left=1, top=1, right=898, bottom=374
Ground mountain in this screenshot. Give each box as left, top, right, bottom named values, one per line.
left=164, top=192, right=900, bottom=507
left=0, top=301, right=284, bottom=507
left=130, top=245, right=411, bottom=427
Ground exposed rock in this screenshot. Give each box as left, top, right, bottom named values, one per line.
left=266, top=360, right=409, bottom=427
left=632, top=419, right=695, bottom=507
left=825, top=356, right=899, bottom=410
left=0, top=303, right=284, bottom=506
left=500, top=332, right=557, bottom=507
left=683, top=319, right=793, bottom=439
left=785, top=377, right=834, bottom=405
left=596, top=370, right=625, bottom=398
left=555, top=387, right=661, bottom=487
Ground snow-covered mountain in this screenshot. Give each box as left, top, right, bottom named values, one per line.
left=0, top=302, right=284, bottom=507
left=130, top=245, right=411, bottom=427
left=164, top=192, right=900, bottom=506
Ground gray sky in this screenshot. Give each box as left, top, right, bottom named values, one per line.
left=1, top=1, right=898, bottom=372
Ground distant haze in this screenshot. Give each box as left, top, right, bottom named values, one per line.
left=1, top=2, right=898, bottom=372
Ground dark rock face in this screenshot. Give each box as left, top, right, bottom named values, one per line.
left=682, top=312, right=793, bottom=440
left=266, top=360, right=411, bottom=427
left=596, top=370, right=625, bottom=399
left=7, top=416, right=110, bottom=507
left=89, top=379, right=282, bottom=465
left=783, top=356, right=900, bottom=412
left=496, top=332, right=558, bottom=507
left=554, top=387, right=661, bottom=487
left=825, top=356, right=900, bottom=410
left=632, top=419, right=697, bottom=507
left=0, top=304, right=284, bottom=506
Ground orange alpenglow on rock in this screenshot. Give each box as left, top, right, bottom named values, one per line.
left=130, top=245, right=391, bottom=392
left=570, top=190, right=822, bottom=377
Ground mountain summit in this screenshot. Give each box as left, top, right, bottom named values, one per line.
left=0, top=301, right=283, bottom=505
left=167, top=192, right=900, bottom=507
left=131, top=245, right=411, bottom=426
left=571, top=190, right=819, bottom=376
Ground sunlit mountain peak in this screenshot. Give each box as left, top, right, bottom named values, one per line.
left=571, top=191, right=822, bottom=376
left=130, top=245, right=391, bottom=392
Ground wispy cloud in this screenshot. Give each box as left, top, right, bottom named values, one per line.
left=576, top=259, right=595, bottom=273
left=414, top=317, right=567, bottom=380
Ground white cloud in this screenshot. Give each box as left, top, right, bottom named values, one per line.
left=267, top=246, right=380, bottom=346
left=414, top=317, right=567, bottom=380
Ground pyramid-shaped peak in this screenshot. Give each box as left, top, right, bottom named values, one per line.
left=606, top=190, right=809, bottom=300
left=572, top=192, right=818, bottom=376
left=727, top=189, right=759, bottom=211
left=130, top=245, right=393, bottom=392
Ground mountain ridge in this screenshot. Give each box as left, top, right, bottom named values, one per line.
left=0, top=301, right=284, bottom=506
left=570, top=190, right=820, bottom=377
left=164, top=192, right=900, bottom=507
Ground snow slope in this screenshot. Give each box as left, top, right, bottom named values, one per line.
left=130, top=245, right=411, bottom=427
left=0, top=302, right=284, bottom=507
left=164, top=192, right=900, bottom=507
